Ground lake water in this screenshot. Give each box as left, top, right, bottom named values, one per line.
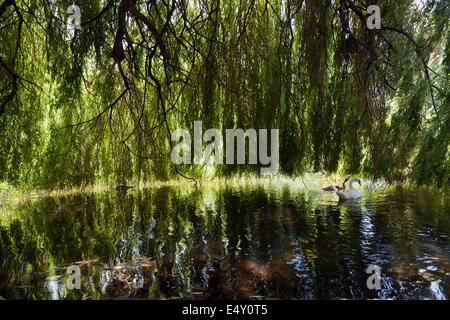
left=0, top=178, right=449, bottom=300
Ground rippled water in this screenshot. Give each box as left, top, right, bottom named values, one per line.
left=0, top=178, right=449, bottom=300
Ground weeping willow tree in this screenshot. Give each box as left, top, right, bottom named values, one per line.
left=0, top=0, right=448, bottom=189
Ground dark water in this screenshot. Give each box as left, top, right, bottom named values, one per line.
left=0, top=179, right=449, bottom=300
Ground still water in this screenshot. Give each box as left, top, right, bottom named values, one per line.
left=0, top=178, right=449, bottom=300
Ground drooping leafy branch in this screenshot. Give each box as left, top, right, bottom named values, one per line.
left=0, top=0, right=448, bottom=189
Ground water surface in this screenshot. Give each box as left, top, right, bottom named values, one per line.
left=0, top=179, right=448, bottom=299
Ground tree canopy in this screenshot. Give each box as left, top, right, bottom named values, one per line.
left=0, top=0, right=448, bottom=189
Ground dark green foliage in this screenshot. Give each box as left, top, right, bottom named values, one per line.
left=0, top=0, right=448, bottom=189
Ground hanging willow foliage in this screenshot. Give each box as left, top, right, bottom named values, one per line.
left=0, top=0, right=448, bottom=189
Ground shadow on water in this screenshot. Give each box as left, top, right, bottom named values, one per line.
left=0, top=181, right=448, bottom=300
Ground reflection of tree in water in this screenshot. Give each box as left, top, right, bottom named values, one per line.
left=0, top=183, right=449, bottom=299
